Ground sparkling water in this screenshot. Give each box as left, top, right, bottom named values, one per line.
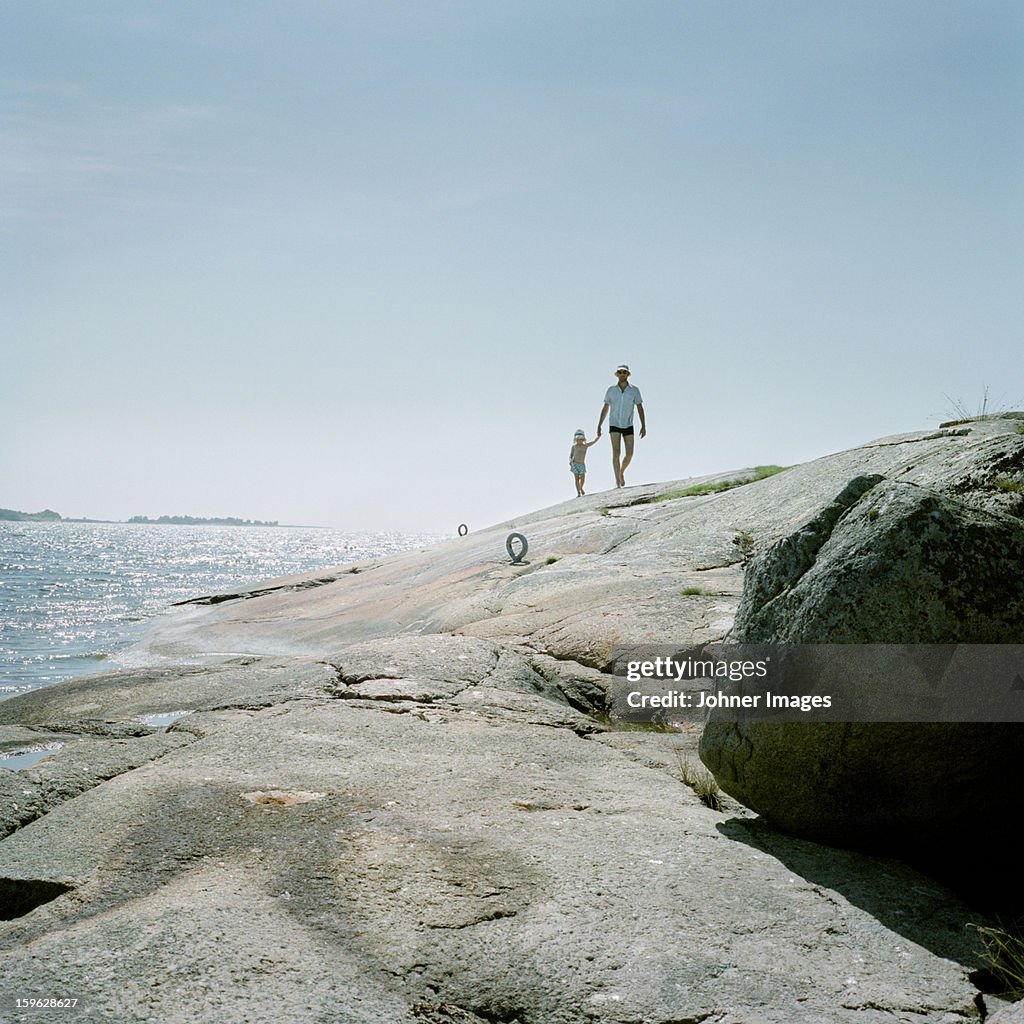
left=0, top=521, right=441, bottom=701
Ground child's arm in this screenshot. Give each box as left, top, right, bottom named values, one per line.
left=585, top=434, right=602, bottom=448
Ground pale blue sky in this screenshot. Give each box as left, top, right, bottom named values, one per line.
left=3, top=1, right=1021, bottom=531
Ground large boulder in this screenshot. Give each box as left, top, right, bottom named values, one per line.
left=699, top=477, right=1024, bottom=905
left=730, top=475, right=1024, bottom=643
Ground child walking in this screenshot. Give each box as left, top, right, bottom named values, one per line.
left=569, top=428, right=601, bottom=497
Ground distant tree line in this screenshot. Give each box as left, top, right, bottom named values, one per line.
left=1, top=507, right=279, bottom=526
left=127, top=515, right=280, bottom=527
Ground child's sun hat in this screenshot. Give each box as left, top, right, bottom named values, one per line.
left=574, top=429, right=586, bottom=438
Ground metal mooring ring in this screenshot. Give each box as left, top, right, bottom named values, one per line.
left=506, top=532, right=528, bottom=564
left=458, top=523, right=468, bottom=537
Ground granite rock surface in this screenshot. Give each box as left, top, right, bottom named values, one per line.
left=1, top=415, right=1022, bottom=1022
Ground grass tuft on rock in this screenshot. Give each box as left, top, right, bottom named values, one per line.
left=972, top=922, right=1024, bottom=998
left=732, top=530, right=755, bottom=563
left=675, top=751, right=722, bottom=810
left=939, top=385, right=1024, bottom=428
left=994, top=477, right=1024, bottom=494
left=654, top=465, right=786, bottom=502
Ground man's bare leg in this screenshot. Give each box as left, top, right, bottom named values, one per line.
left=619, top=434, right=635, bottom=485
left=610, top=432, right=623, bottom=487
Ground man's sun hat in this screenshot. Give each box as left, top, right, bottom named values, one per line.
left=615, top=364, right=630, bottom=373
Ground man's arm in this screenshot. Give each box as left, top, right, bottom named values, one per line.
left=637, top=402, right=647, bottom=439
left=597, top=402, right=609, bottom=435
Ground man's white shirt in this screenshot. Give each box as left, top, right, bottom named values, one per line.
left=604, top=384, right=643, bottom=428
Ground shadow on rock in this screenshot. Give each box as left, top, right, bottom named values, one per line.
left=716, top=816, right=986, bottom=970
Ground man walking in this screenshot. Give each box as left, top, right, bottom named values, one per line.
left=597, top=364, right=646, bottom=488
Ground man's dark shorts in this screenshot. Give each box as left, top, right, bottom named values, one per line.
left=609, top=425, right=634, bottom=436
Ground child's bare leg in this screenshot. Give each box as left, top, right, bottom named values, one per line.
left=579, top=472, right=586, bottom=496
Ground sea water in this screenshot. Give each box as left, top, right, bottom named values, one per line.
left=0, top=521, right=442, bottom=702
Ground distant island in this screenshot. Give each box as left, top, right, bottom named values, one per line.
left=0, top=508, right=63, bottom=522
left=1, top=507, right=279, bottom=527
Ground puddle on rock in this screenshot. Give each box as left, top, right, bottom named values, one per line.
left=137, top=710, right=193, bottom=729
left=0, top=743, right=64, bottom=772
